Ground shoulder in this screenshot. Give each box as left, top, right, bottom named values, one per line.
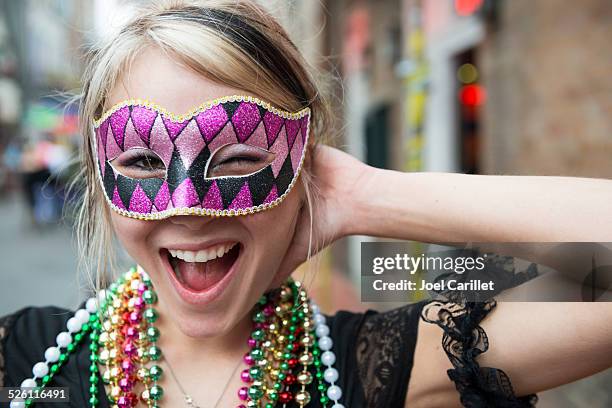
left=0, top=306, right=73, bottom=387
left=326, top=300, right=427, bottom=338
left=1, top=305, right=73, bottom=346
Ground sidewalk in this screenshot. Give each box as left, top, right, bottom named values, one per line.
left=0, top=194, right=83, bottom=314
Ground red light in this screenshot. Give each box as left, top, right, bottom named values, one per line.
left=459, top=84, right=486, bottom=106
left=455, top=0, right=484, bottom=16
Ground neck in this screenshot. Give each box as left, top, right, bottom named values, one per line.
left=156, top=300, right=253, bottom=364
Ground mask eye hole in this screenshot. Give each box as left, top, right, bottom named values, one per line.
left=206, top=144, right=275, bottom=178
left=110, top=148, right=166, bottom=179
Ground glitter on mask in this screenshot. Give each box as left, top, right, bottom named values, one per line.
left=109, top=106, right=130, bottom=149
left=162, top=116, right=189, bottom=141
left=105, top=129, right=122, bottom=160
left=284, top=118, right=300, bottom=150
left=123, top=120, right=147, bottom=150
left=99, top=120, right=109, bottom=148
left=245, top=122, right=268, bottom=150
left=97, top=138, right=106, bottom=178
left=203, top=181, right=223, bottom=210
left=228, top=183, right=253, bottom=209
left=269, top=128, right=289, bottom=178
left=300, top=115, right=308, bottom=144
left=149, top=117, right=174, bottom=166
left=112, top=186, right=126, bottom=210
left=94, top=96, right=310, bottom=219
left=231, top=102, right=260, bottom=142
left=196, top=103, right=228, bottom=142
left=263, top=110, right=283, bottom=146
left=263, top=185, right=278, bottom=204
left=131, top=105, right=158, bottom=145
left=290, top=125, right=304, bottom=173
left=171, top=178, right=200, bottom=208
left=129, top=184, right=153, bottom=213
left=174, top=120, right=205, bottom=168
left=153, top=182, right=171, bottom=210
left=206, top=122, right=238, bottom=156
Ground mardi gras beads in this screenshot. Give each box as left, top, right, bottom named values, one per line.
left=13, top=270, right=344, bottom=408
left=91, top=267, right=164, bottom=408
left=235, top=279, right=339, bottom=407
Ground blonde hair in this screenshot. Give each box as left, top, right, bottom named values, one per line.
left=75, top=0, right=333, bottom=290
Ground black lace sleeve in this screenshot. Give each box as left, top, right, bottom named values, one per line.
left=421, top=299, right=538, bottom=407
left=333, top=253, right=541, bottom=407
left=354, top=301, right=427, bottom=407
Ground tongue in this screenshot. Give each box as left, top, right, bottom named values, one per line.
left=177, top=251, right=235, bottom=292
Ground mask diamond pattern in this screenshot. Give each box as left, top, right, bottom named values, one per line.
left=94, top=96, right=310, bottom=219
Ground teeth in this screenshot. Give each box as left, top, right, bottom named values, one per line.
left=183, top=251, right=195, bottom=262
left=195, top=251, right=208, bottom=262
left=168, top=242, right=237, bottom=264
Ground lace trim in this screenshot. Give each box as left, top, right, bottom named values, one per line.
left=433, top=253, right=539, bottom=303
left=0, top=313, right=17, bottom=388
left=356, top=308, right=404, bottom=406
left=355, top=303, right=423, bottom=407
left=422, top=300, right=538, bottom=407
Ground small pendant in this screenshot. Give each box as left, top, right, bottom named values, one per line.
left=185, top=395, right=200, bottom=408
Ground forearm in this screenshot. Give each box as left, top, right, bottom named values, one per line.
left=349, top=169, right=612, bottom=242
left=410, top=302, right=612, bottom=406
left=479, top=302, right=612, bottom=395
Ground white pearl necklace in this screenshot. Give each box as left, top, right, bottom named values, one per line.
left=311, top=302, right=345, bottom=408
left=9, top=297, right=99, bottom=408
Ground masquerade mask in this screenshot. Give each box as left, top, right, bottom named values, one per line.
left=93, top=95, right=310, bottom=219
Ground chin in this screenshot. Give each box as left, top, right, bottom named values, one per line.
left=171, top=306, right=238, bottom=338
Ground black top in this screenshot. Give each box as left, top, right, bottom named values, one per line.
left=0, top=298, right=537, bottom=408
left=0, top=253, right=540, bottom=407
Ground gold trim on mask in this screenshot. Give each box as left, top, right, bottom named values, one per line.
left=94, top=94, right=311, bottom=127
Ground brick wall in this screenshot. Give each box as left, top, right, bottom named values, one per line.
left=480, top=0, right=612, bottom=177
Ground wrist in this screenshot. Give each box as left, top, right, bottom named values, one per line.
left=344, top=166, right=424, bottom=240
left=341, top=163, right=385, bottom=237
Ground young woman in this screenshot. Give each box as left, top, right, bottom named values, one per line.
left=1, top=1, right=611, bottom=407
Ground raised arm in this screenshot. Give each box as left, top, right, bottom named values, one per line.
left=278, top=146, right=612, bottom=275
left=282, top=146, right=612, bottom=406
left=342, top=155, right=612, bottom=243
left=311, top=146, right=612, bottom=406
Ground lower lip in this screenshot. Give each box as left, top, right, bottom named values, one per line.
left=160, top=246, right=241, bottom=307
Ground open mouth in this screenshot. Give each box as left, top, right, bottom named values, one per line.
left=163, top=242, right=241, bottom=293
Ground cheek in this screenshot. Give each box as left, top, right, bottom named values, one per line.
left=243, top=188, right=303, bottom=273
left=110, top=212, right=157, bottom=262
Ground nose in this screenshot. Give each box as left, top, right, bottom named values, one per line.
left=167, top=214, right=215, bottom=231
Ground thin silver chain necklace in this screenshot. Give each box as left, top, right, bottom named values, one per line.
left=164, top=355, right=244, bottom=408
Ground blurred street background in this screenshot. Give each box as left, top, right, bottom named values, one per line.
left=0, top=1, right=610, bottom=406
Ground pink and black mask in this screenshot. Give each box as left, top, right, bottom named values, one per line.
left=93, top=95, right=310, bottom=219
